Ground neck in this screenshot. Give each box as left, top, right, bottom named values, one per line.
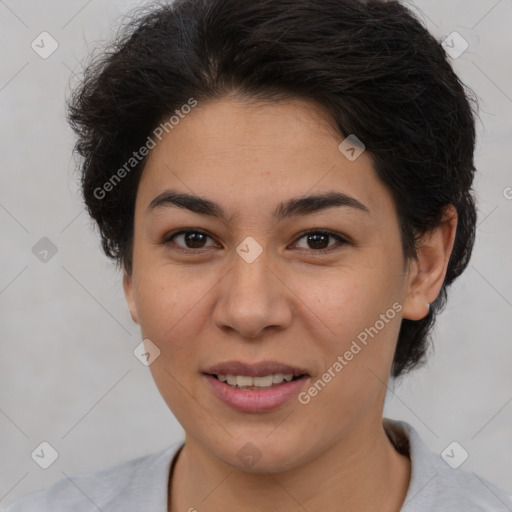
left=168, top=417, right=411, bottom=512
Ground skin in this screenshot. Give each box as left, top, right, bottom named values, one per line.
left=123, top=95, right=457, bottom=512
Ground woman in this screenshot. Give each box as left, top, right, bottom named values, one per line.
left=3, top=0, right=511, bottom=510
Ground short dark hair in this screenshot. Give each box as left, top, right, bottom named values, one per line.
left=67, top=0, right=479, bottom=379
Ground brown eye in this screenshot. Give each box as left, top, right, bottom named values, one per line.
left=164, top=230, right=216, bottom=251
left=162, top=228, right=349, bottom=255
left=293, top=230, right=348, bottom=253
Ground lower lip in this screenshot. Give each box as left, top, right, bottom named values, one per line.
left=204, top=374, right=309, bottom=413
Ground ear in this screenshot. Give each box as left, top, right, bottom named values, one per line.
left=402, top=205, right=458, bottom=321
left=123, top=268, right=140, bottom=324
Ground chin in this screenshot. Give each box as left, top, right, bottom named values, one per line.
left=215, top=434, right=308, bottom=474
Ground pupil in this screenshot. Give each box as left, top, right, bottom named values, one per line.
left=308, top=233, right=328, bottom=249
left=186, top=232, right=206, bottom=248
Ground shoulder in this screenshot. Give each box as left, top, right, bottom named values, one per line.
left=1, top=442, right=183, bottom=512
left=383, top=418, right=512, bottom=512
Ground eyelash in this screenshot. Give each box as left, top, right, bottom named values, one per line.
left=161, top=229, right=350, bottom=255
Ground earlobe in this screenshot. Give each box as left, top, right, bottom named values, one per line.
left=401, top=205, right=458, bottom=321
left=122, top=270, right=140, bottom=324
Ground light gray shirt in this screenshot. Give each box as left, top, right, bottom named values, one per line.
left=2, top=418, right=511, bottom=511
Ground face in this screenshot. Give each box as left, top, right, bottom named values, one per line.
left=123, top=96, right=437, bottom=473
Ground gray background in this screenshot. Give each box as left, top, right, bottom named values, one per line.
left=0, top=0, right=511, bottom=507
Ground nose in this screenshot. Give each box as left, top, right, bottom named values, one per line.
left=212, top=248, right=293, bottom=339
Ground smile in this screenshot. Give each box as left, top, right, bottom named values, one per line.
left=213, top=373, right=300, bottom=389
left=203, top=373, right=309, bottom=413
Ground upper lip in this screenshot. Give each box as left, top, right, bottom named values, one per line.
left=203, top=360, right=309, bottom=378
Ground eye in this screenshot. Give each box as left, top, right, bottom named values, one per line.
left=163, top=229, right=217, bottom=252
left=291, top=230, right=349, bottom=254
left=162, top=228, right=349, bottom=255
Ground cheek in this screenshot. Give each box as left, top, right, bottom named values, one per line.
left=132, top=264, right=225, bottom=367
left=302, top=261, right=400, bottom=337
left=302, top=261, right=404, bottom=386
left=133, top=267, right=196, bottom=342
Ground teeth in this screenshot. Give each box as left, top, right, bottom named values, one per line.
left=253, top=375, right=274, bottom=387
left=273, top=374, right=284, bottom=384
left=236, top=375, right=253, bottom=387
left=216, top=373, right=296, bottom=388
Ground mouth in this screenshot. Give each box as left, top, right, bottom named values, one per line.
left=206, top=372, right=307, bottom=390
left=202, top=360, right=310, bottom=412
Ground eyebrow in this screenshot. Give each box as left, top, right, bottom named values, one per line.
left=146, top=189, right=370, bottom=221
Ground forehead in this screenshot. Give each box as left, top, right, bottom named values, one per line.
left=135, top=97, right=395, bottom=223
